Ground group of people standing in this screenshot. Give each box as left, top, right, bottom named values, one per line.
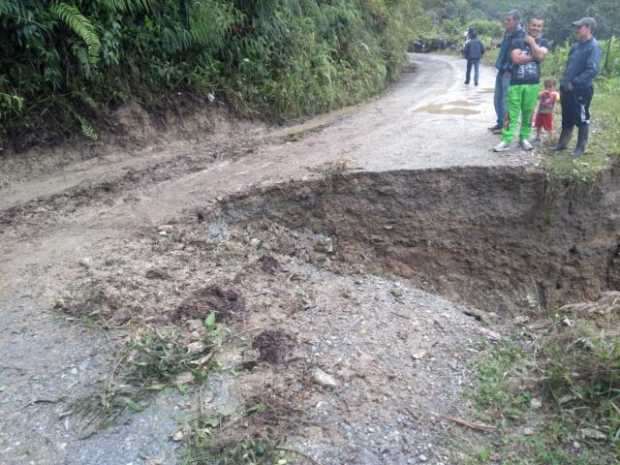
left=463, top=11, right=602, bottom=156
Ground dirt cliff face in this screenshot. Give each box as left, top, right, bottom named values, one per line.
left=219, top=164, right=620, bottom=314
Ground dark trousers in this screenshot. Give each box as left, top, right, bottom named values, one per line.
left=560, top=87, right=594, bottom=129
left=465, top=59, right=480, bottom=85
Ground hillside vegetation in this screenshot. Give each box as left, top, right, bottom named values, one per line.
left=0, top=0, right=425, bottom=149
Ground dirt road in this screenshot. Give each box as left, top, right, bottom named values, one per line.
left=0, top=54, right=537, bottom=465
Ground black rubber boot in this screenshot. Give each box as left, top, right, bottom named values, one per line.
left=573, top=125, right=589, bottom=157
left=553, top=127, right=573, bottom=151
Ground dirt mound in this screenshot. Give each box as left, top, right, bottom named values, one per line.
left=252, top=329, right=295, bottom=364
left=258, top=255, right=281, bottom=274
left=175, top=285, right=246, bottom=322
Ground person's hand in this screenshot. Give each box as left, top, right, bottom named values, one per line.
left=524, top=35, right=535, bottom=46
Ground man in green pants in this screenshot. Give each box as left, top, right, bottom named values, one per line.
left=494, top=16, right=549, bottom=152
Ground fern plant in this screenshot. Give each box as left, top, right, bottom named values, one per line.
left=51, top=3, right=101, bottom=64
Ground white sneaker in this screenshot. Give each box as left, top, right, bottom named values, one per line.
left=493, top=141, right=512, bottom=152
left=520, top=139, right=534, bottom=151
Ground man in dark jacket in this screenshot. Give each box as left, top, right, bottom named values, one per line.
left=463, top=30, right=485, bottom=86
left=490, top=10, right=525, bottom=133
left=554, top=17, right=602, bottom=156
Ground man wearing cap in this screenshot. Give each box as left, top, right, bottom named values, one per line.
left=490, top=10, right=525, bottom=134
left=555, top=17, right=602, bottom=156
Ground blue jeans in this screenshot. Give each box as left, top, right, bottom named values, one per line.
left=465, top=59, right=480, bottom=85
left=494, top=71, right=511, bottom=127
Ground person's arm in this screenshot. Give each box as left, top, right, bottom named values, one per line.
left=480, top=41, right=485, bottom=56
left=463, top=41, right=470, bottom=58
left=572, top=45, right=602, bottom=87
left=525, top=35, right=548, bottom=61
left=511, top=48, right=531, bottom=65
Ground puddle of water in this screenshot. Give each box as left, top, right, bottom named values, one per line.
left=443, top=100, right=475, bottom=107
left=415, top=103, right=479, bottom=115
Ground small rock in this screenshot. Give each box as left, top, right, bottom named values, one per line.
left=171, top=430, right=184, bottom=442
left=412, top=350, right=428, bottom=360
left=250, top=238, right=262, bottom=248
left=514, top=315, right=529, bottom=325
left=530, top=398, right=542, bottom=409
left=580, top=427, right=606, bottom=441
left=78, top=257, right=92, bottom=268
left=572, top=441, right=581, bottom=450
left=478, top=327, right=501, bottom=341
left=523, top=427, right=535, bottom=436
left=390, top=288, right=403, bottom=298
left=158, top=224, right=173, bottom=232
left=207, top=93, right=216, bottom=103
left=174, top=371, right=195, bottom=387
left=312, top=368, right=339, bottom=388
left=186, top=342, right=206, bottom=354
left=562, top=318, right=573, bottom=327
left=418, top=454, right=428, bottom=462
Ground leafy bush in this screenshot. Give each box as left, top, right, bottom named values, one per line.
left=0, top=0, right=423, bottom=148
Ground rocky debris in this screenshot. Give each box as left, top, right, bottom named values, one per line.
left=145, top=268, right=171, bottom=280
left=311, top=368, right=339, bottom=388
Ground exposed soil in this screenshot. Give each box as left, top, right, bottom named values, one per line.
left=218, top=165, right=620, bottom=315
left=175, top=285, right=247, bottom=322
left=1, top=53, right=617, bottom=465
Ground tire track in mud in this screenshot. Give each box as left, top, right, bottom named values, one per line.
left=0, top=143, right=258, bottom=235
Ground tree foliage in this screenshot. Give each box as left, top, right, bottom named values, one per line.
left=0, top=0, right=424, bottom=149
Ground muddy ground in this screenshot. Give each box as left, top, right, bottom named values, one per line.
left=1, top=54, right=619, bottom=465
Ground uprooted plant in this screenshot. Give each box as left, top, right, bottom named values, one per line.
left=71, top=312, right=221, bottom=436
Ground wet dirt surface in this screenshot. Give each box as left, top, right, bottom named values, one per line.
left=0, top=54, right=561, bottom=465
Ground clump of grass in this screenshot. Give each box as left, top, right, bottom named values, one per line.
left=462, top=300, right=620, bottom=465
left=183, top=432, right=286, bottom=465
left=73, top=313, right=221, bottom=435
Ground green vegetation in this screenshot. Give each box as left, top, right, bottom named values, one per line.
left=461, top=305, right=620, bottom=465
left=0, top=0, right=425, bottom=149
left=73, top=315, right=220, bottom=435
left=182, top=418, right=286, bottom=465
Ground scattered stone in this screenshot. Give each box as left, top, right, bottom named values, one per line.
left=186, top=341, right=206, bottom=354
left=530, top=398, right=542, bottom=409
left=572, top=441, right=581, bottom=450
left=158, top=225, right=173, bottom=232
left=562, top=318, right=573, bottom=327
left=250, top=238, right=262, bottom=248
left=170, top=430, right=184, bottom=442
left=78, top=257, right=92, bottom=269
left=390, top=288, right=404, bottom=298
left=312, top=368, right=339, bottom=388
left=174, top=372, right=195, bottom=387
left=145, top=268, right=171, bottom=280
left=478, top=327, right=501, bottom=341
left=514, top=315, right=529, bottom=325
left=313, top=236, right=334, bottom=254
left=580, top=427, right=606, bottom=441
left=523, top=427, right=535, bottom=436
left=418, top=454, right=428, bottom=462
left=412, top=350, right=428, bottom=360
